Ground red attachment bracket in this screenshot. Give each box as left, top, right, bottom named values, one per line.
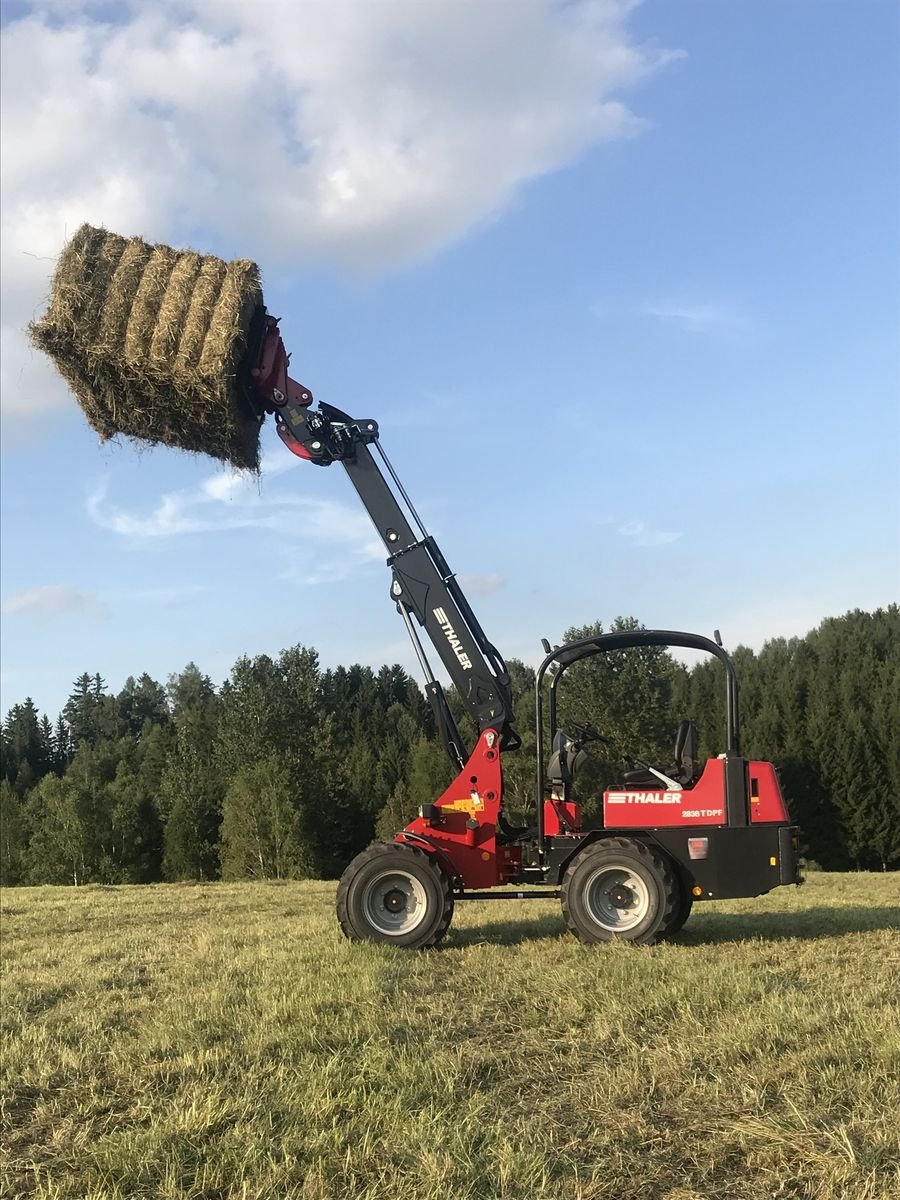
left=251, top=315, right=313, bottom=413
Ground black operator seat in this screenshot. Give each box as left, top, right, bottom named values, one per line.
left=621, top=719, right=701, bottom=788
left=546, top=730, right=587, bottom=788
left=673, top=718, right=699, bottom=784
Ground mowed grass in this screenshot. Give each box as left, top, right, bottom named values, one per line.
left=2, top=875, right=898, bottom=1200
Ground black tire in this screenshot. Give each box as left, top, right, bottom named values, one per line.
left=661, top=883, right=694, bottom=939
left=336, top=842, right=454, bottom=949
left=560, top=837, right=678, bottom=945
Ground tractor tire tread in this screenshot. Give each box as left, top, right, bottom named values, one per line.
left=560, top=835, right=678, bottom=945
left=336, top=841, right=454, bottom=948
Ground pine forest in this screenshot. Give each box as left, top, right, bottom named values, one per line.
left=2, top=607, right=897, bottom=887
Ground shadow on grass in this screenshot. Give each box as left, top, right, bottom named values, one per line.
left=677, top=905, right=900, bottom=945
left=450, top=912, right=567, bottom=947
left=449, top=905, right=899, bottom=948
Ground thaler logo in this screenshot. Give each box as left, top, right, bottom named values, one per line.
left=433, top=607, right=473, bottom=670
left=606, top=791, right=682, bottom=805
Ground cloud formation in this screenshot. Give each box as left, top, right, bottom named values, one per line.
left=86, top=466, right=384, bottom=566
left=2, top=584, right=105, bottom=618
left=618, top=519, right=682, bottom=547
left=456, top=572, right=507, bottom=596
left=1, top=1, right=674, bottom=436
left=641, top=300, right=750, bottom=336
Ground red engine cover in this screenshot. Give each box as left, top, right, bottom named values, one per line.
left=602, top=757, right=789, bottom=828
left=603, top=758, right=727, bottom=828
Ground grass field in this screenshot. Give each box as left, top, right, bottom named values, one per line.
left=2, top=874, right=898, bottom=1200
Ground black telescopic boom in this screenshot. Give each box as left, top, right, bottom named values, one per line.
left=274, top=397, right=517, bottom=755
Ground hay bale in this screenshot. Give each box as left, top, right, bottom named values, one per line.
left=29, top=224, right=264, bottom=470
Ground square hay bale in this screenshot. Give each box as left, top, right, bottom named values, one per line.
left=29, top=224, right=265, bottom=470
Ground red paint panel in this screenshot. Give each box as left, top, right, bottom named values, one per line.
left=398, top=730, right=504, bottom=888
left=544, top=799, right=582, bottom=836
left=749, top=760, right=789, bottom=823
left=602, top=758, right=728, bottom=828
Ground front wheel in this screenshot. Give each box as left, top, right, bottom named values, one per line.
left=337, top=842, right=454, bottom=948
left=560, top=837, right=678, bottom=945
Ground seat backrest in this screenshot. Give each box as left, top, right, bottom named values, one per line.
left=547, top=731, right=586, bottom=787
left=674, top=719, right=699, bottom=782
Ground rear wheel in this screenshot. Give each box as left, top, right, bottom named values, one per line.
left=337, top=842, right=454, bottom=948
left=661, top=883, right=694, bottom=938
left=560, top=837, right=678, bottom=945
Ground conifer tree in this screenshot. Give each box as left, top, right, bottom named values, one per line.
left=0, top=780, right=24, bottom=885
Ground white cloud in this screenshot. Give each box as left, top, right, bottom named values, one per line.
left=457, top=572, right=507, bottom=596
left=641, top=300, right=750, bottom=336
left=618, top=519, right=682, bottom=547
left=1, top=1, right=676, bottom=437
left=2, top=584, right=105, bottom=618
left=86, top=468, right=384, bottom=566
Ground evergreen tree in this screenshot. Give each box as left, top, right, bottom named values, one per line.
left=214, top=646, right=353, bottom=876
left=3, top=699, right=50, bottom=790
left=63, top=673, right=104, bottom=748
left=160, top=723, right=221, bottom=881
left=167, top=662, right=216, bottom=717
left=53, top=715, right=71, bottom=772
left=116, top=673, right=169, bottom=739
left=0, top=780, right=25, bottom=885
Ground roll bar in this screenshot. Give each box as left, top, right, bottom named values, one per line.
left=534, top=629, right=741, bottom=849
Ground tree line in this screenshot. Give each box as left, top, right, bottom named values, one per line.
left=1, top=607, right=897, bottom=886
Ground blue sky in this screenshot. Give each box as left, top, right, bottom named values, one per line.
left=1, top=0, right=898, bottom=720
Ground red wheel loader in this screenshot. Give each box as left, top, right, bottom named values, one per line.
left=250, top=313, right=802, bottom=947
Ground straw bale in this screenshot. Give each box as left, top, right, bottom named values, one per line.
left=29, top=224, right=265, bottom=470
left=175, top=258, right=227, bottom=374
left=147, top=252, right=203, bottom=369
left=97, top=239, right=154, bottom=350
left=123, top=245, right=181, bottom=366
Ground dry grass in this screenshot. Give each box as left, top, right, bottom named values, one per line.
left=1, top=874, right=898, bottom=1200
left=28, top=225, right=263, bottom=470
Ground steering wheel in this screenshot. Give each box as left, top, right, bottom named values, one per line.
left=571, top=721, right=611, bottom=746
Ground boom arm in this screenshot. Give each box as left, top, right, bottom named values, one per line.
left=251, top=315, right=518, bottom=766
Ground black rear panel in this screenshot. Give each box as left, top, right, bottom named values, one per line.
left=546, top=824, right=801, bottom=900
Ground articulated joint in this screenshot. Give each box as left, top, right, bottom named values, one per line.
left=277, top=404, right=380, bottom=465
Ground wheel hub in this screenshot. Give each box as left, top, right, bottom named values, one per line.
left=362, top=869, right=428, bottom=936
left=607, top=884, right=634, bottom=909
left=384, top=889, right=407, bottom=914
left=583, top=862, right=652, bottom=932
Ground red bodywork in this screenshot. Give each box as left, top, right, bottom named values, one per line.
left=398, top=745, right=789, bottom=889
left=397, top=730, right=521, bottom=888
left=747, top=761, right=790, bottom=823
left=544, top=798, right=582, bottom=836
left=602, top=758, right=788, bottom=829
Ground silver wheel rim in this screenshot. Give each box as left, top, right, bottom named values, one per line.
left=583, top=862, right=652, bottom=932
left=363, top=869, right=429, bottom=936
